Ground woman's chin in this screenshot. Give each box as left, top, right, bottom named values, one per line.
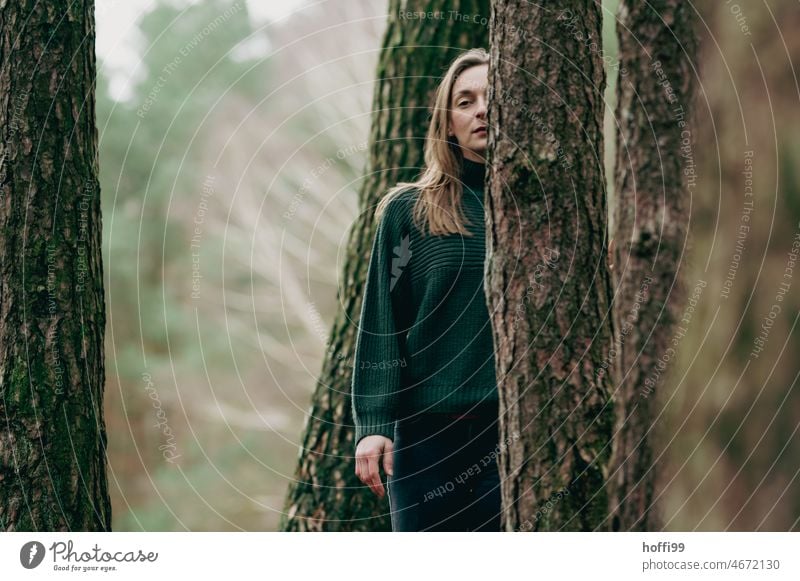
left=468, top=143, right=488, bottom=157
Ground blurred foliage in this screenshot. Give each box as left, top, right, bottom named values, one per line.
left=98, top=0, right=284, bottom=531
left=98, top=0, right=385, bottom=531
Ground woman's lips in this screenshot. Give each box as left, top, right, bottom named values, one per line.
left=473, top=127, right=487, bottom=134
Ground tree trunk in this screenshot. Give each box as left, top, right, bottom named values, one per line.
left=605, top=0, right=698, bottom=532
left=280, top=0, right=490, bottom=531
left=0, top=0, right=110, bottom=531
left=487, top=1, right=615, bottom=531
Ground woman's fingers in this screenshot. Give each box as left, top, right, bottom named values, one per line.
left=355, top=436, right=393, bottom=497
left=383, top=440, right=394, bottom=476
left=367, top=453, right=385, bottom=498
left=355, top=454, right=364, bottom=480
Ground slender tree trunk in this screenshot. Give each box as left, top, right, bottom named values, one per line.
left=487, top=1, right=615, bottom=531
left=280, top=0, right=490, bottom=531
left=605, top=0, right=698, bottom=532
left=0, top=0, right=110, bottom=531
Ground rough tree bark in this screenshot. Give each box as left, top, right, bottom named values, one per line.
left=0, top=0, right=110, bottom=530
left=486, top=1, right=615, bottom=531
left=606, top=0, right=698, bottom=532
left=280, top=0, right=490, bottom=531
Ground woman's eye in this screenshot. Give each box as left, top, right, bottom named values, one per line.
left=458, top=101, right=470, bottom=107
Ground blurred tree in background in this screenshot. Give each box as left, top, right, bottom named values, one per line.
left=659, top=0, right=800, bottom=530
left=607, top=0, right=698, bottom=532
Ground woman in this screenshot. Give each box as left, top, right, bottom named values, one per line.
left=351, top=48, right=502, bottom=531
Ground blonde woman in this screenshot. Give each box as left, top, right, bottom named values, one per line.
left=351, top=48, right=501, bottom=531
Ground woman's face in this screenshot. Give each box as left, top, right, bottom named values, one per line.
left=448, top=63, right=488, bottom=163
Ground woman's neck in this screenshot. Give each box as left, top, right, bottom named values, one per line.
left=460, top=156, right=486, bottom=190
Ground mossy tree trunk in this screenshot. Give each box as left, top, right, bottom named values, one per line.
left=280, top=0, right=491, bottom=531
left=0, top=0, right=110, bottom=531
left=605, top=0, right=698, bottom=532
left=486, top=1, right=615, bottom=531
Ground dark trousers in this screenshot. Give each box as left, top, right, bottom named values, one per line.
left=386, top=410, right=502, bottom=531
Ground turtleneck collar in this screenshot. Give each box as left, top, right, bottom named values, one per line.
left=460, top=156, right=486, bottom=191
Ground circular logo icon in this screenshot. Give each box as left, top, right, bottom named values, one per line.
left=20, top=541, right=46, bottom=569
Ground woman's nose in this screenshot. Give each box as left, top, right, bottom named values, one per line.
left=476, top=97, right=487, bottom=117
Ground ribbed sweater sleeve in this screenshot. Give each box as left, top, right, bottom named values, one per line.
left=351, top=197, right=410, bottom=446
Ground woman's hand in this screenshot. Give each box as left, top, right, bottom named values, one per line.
left=355, top=435, right=394, bottom=498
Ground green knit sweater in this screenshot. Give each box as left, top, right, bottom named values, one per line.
left=351, top=157, right=498, bottom=446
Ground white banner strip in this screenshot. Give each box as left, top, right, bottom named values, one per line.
left=1, top=532, right=797, bottom=580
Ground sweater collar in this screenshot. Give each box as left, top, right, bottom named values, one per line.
left=460, top=157, right=486, bottom=191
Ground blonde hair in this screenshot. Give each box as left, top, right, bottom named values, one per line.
left=374, top=48, right=489, bottom=237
